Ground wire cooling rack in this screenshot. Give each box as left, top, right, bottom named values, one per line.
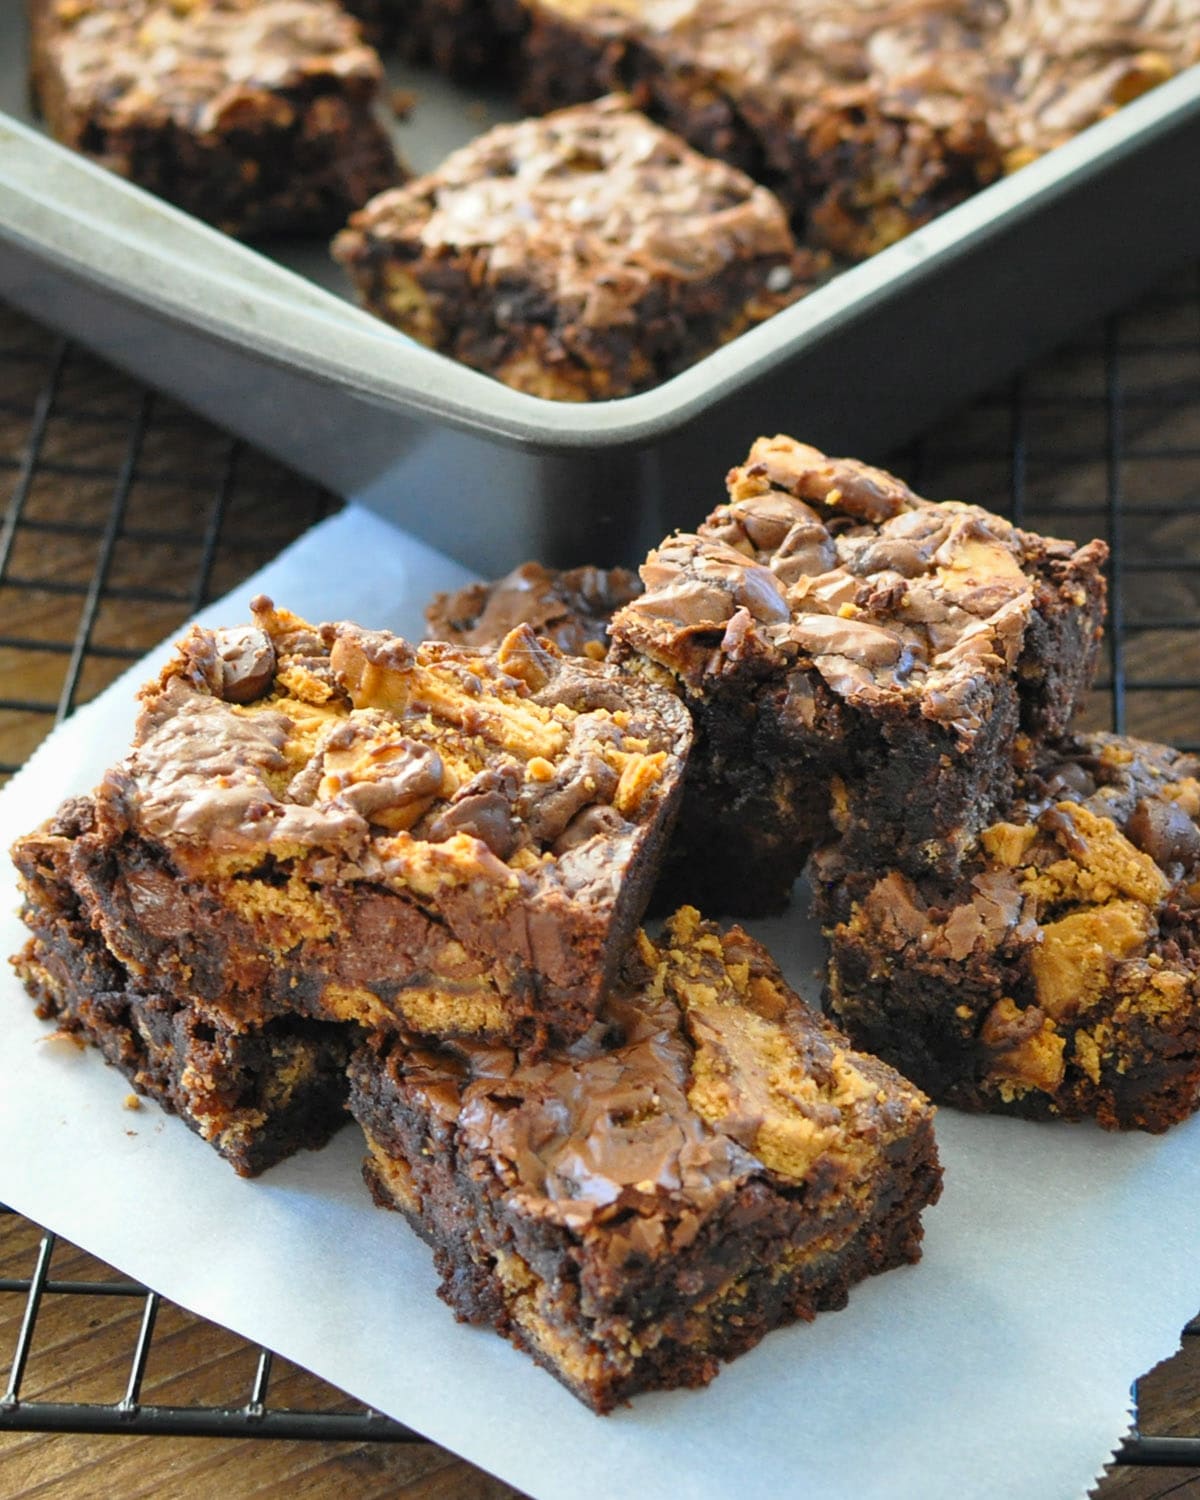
left=1, top=267, right=1199, bottom=1492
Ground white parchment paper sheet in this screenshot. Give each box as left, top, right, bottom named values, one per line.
left=1, top=505, right=1197, bottom=1500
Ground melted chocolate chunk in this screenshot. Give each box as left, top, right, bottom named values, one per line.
left=427, top=766, right=521, bottom=860
left=1127, top=796, right=1200, bottom=872
left=213, top=626, right=276, bottom=704
left=519, top=753, right=620, bottom=844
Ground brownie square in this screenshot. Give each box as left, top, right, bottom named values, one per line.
left=813, top=732, right=1200, bottom=1133
left=609, top=435, right=1108, bottom=913
left=13, top=815, right=355, bottom=1175
left=425, top=561, right=643, bottom=660
left=349, top=907, right=941, bottom=1411
left=29, top=0, right=402, bottom=237
left=332, top=95, right=824, bottom=400
left=11, top=597, right=691, bottom=1050
left=519, top=0, right=1192, bottom=259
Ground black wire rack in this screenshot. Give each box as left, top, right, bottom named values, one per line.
left=1, top=266, right=1199, bottom=1486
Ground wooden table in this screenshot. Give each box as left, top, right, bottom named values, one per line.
left=1, top=288, right=1198, bottom=1499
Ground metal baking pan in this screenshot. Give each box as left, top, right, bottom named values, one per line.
left=2, top=5, right=1200, bottom=571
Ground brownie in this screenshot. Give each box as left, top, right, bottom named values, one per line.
left=29, top=0, right=402, bottom=238
left=349, top=906, right=941, bottom=1411
left=519, top=0, right=1194, bottom=259
left=340, top=0, right=527, bottom=78
left=332, top=96, right=825, bottom=400
left=13, top=809, right=354, bottom=1175
left=812, top=732, right=1200, bottom=1133
left=10, top=597, right=691, bottom=1051
left=425, top=561, right=643, bottom=660
left=608, top=435, right=1108, bottom=914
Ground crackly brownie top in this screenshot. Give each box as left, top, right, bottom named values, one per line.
left=36, top=0, right=381, bottom=127
left=91, top=596, right=689, bottom=891
left=334, top=96, right=798, bottom=321
left=425, top=562, right=643, bottom=661
left=394, top=907, right=934, bottom=1251
left=822, top=731, right=1200, bottom=1094
left=535, top=0, right=1195, bottom=167
left=610, top=434, right=1105, bottom=740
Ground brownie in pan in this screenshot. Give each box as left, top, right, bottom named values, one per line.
left=333, top=95, right=825, bottom=399
left=340, top=0, right=527, bottom=78
left=349, top=907, right=942, bottom=1410
left=519, top=0, right=1197, bottom=258
left=29, top=0, right=402, bottom=237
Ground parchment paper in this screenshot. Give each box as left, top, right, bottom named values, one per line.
left=1, top=505, right=1197, bottom=1500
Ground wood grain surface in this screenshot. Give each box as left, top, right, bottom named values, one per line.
left=1, top=283, right=1199, bottom=1499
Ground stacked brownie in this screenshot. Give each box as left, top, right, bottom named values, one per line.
left=452, top=434, right=1200, bottom=1135
left=21, top=431, right=1197, bottom=1406
left=13, top=790, right=356, bottom=1176
left=608, top=434, right=1109, bottom=911
left=339, top=0, right=528, bottom=78
left=11, top=583, right=943, bottom=1407
left=351, top=907, right=940, bottom=1411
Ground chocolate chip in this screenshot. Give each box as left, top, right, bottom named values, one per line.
left=732, top=564, right=790, bottom=624
left=339, top=746, right=445, bottom=821
left=48, top=795, right=96, bottom=839
left=427, top=790, right=517, bottom=859
left=427, top=765, right=520, bottom=860
left=733, top=495, right=824, bottom=553
left=769, top=521, right=836, bottom=584
left=1044, top=761, right=1096, bottom=798
left=843, top=536, right=931, bottom=579
left=1126, top=797, right=1200, bottom=870
left=634, top=577, right=737, bottom=628
left=214, top=626, right=276, bottom=704
left=521, top=753, right=619, bottom=844
left=1037, top=804, right=1089, bottom=860
left=552, top=803, right=627, bottom=853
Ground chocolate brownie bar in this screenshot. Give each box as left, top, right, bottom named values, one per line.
left=332, top=96, right=824, bottom=400
left=11, top=597, right=690, bottom=1050
left=813, top=732, right=1200, bottom=1133
left=609, top=435, right=1108, bottom=913
left=29, top=0, right=402, bottom=238
left=520, top=0, right=1195, bottom=259
left=349, top=907, right=941, bottom=1411
left=426, top=561, right=642, bottom=659
left=13, top=798, right=354, bottom=1174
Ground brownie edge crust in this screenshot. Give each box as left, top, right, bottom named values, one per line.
left=349, top=908, right=942, bottom=1412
